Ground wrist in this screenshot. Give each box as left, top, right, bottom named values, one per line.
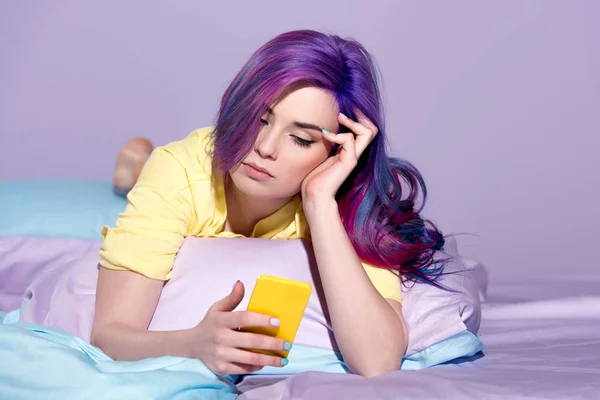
left=302, top=196, right=338, bottom=222
left=176, top=328, right=197, bottom=359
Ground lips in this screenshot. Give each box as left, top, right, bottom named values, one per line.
left=243, top=162, right=273, bottom=177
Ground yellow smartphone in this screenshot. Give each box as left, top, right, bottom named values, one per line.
left=241, top=275, right=312, bottom=358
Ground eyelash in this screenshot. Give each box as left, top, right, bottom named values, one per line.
left=259, top=118, right=314, bottom=148
left=292, top=136, right=314, bottom=148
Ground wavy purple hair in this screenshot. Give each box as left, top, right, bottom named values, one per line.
left=211, top=30, right=446, bottom=286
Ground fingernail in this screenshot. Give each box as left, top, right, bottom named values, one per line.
left=270, top=318, right=280, bottom=327
left=232, top=280, right=239, bottom=291
left=284, top=342, right=292, bottom=351
left=339, top=113, right=347, bottom=119
left=321, top=128, right=331, bottom=135
left=281, top=358, right=289, bottom=366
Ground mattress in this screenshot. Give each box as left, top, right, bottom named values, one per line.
left=235, top=274, right=600, bottom=399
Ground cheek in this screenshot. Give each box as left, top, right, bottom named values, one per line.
left=283, top=150, right=328, bottom=180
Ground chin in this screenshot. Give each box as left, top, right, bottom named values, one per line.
left=229, top=172, right=277, bottom=199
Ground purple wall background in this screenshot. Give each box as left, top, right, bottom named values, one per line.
left=1, top=1, right=599, bottom=278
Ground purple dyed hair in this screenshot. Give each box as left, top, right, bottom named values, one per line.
left=211, top=30, right=446, bottom=286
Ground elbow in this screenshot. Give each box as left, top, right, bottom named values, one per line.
left=90, top=329, right=102, bottom=349
left=353, top=360, right=401, bottom=379
left=350, top=342, right=407, bottom=378
left=90, top=323, right=114, bottom=358
left=90, top=326, right=105, bottom=351
left=348, top=352, right=405, bottom=378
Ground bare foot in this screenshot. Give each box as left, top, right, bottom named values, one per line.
left=113, top=138, right=154, bottom=197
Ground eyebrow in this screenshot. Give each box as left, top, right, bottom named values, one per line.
left=266, top=107, right=324, bottom=133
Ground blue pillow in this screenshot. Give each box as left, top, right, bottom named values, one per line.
left=0, top=180, right=127, bottom=240
left=241, top=333, right=483, bottom=375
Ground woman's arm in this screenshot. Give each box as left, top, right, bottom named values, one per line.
left=92, top=266, right=289, bottom=375
left=301, top=111, right=408, bottom=377
left=304, top=199, right=408, bottom=378
left=93, top=138, right=287, bottom=373
left=91, top=267, right=193, bottom=360
left=93, top=144, right=199, bottom=359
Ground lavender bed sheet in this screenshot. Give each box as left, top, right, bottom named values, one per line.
left=236, top=275, right=600, bottom=400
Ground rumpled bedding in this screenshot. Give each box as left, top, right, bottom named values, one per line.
left=0, top=234, right=484, bottom=399
left=235, top=275, right=600, bottom=399
left=2, top=178, right=597, bottom=399
left=3, top=274, right=599, bottom=399
left=0, top=310, right=238, bottom=399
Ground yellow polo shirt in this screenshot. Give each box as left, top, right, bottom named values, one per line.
left=99, top=127, right=401, bottom=301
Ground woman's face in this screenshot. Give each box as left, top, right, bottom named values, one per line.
left=229, top=86, right=339, bottom=200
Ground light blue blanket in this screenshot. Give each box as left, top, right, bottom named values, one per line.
left=0, top=307, right=483, bottom=399
left=0, top=310, right=238, bottom=400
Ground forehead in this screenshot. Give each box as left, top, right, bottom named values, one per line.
left=269, top=86, right=339, bottom=128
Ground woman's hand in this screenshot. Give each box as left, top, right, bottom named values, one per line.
left=186, top=281, right=290, bottom=376
left=301, top=111, right=378, bottom=206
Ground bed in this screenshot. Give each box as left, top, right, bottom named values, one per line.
left=1, top=179, right=598, bottom=399
left=235, top=274, right=600, bottom=399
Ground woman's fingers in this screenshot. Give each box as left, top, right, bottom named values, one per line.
left=214, top=327, right=289, bottom=354
left=230, top=362, right=264, bottom=374
left=355, top=110, right=379, bottom=134
left=337, top=112, right=371, bottom=135
left=223, top=347, right=287, bottom=368
left=213, top=361, right=264, bottom=376
left=218, top=310, right=279, bottom=330
left=337, top=111, right=378, bottom=158
left=321, top=131, right=357, bottom=166
left=230, top=330, right=289, bottom=353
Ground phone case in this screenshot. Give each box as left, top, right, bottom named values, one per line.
left=241, top=275, right=312, bottom=358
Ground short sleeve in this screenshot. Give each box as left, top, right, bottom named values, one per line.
left=99, top=146, right=194, bottom=281
left=362, top=263, right=402, bottom=303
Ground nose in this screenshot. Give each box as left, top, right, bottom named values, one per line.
left=254, top=127, right=279, bottom=160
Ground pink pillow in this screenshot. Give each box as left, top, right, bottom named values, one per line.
left=400, top=236, right=484, bottom=354
left=151, top=236, right=483, bottom=355
left=17, top=236, right=484, bottom=357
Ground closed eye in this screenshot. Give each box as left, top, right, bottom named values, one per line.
left=292, top=136, right=314, bottom=148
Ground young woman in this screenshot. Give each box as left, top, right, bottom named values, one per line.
left=92, top=29, right=444, bottom=378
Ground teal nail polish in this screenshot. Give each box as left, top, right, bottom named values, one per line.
left=284, top=342, right=292, bottom=351
left=281, top=358, right=289, bottom=366
left=321, top=128, right=331, bottom=135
